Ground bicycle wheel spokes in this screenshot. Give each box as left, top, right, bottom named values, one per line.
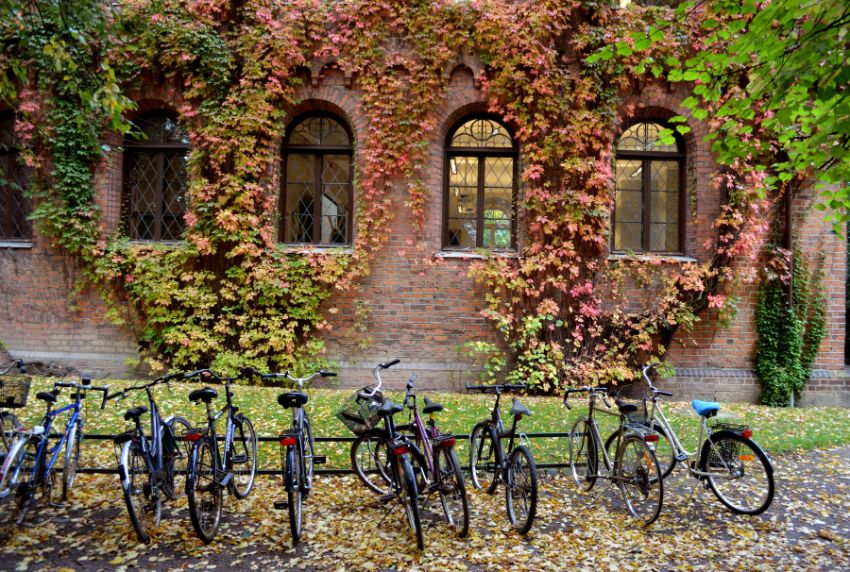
left=62, top=422, right=83, bottom=500
left=569, top=418, right=597, bottom=491
left=188, top=439, right=223, bottom=544
left=123, top=442, right=161, bottom=543
left=230, top=417, right=257, bottom=499
left=617, top=435, right=663, bottom=526
left=469, top=424, right=498, bottom=492
left=398, top=455, right=424, bottom=551
left=436, top=446, right=469, bottom=537
left=702, top=433, right=774, bottom=515
left=163, top=417, right=192, bottom=500
left=505, top=445, right=538, bottom=535
left=11, top=439, right=39, bottom=525
left=351, top=433, right=391, bottom=495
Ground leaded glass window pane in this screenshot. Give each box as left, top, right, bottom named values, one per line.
left=450, top=119, right=513, bottom=149
left=0, top=113, right=32, bottom=241
left=447, top=156, right=478, bottom=248
left=617, top=121, right=678, bottom=153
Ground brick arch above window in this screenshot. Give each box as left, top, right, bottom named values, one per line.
left=612, top=119, right=685, bottom=254
left=443, top=114, right=518, bottom=250
left=122, top=110, right=189, bottom=242
left=0, top=110, right=33, bottom=241
left=280, top=112, right=353, bottom=246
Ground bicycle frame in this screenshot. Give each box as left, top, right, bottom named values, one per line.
left=27, top=401, right=81, bottom=484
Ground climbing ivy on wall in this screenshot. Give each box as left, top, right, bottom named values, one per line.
left=0, top=0, right=795, bottom=384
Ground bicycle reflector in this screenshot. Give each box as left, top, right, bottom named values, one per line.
left=392, top=443, right=409, bottom=456
left=742, top=428, right=753, bottom=440
left=644, top=434, right=659, bottom=443
left=439, top=437, right=457, bottom=449
left=183, top=433, right=202, bottom=442
left=280, top=436, right=298, bottom=447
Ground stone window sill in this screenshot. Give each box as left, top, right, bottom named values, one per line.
left=436, top=250, right=519, bottom=260
left=608, top=252, right=698, bottom=263
left=279, top=245, right=354, bottom=255
left=0, top=240, right=34, bottom=249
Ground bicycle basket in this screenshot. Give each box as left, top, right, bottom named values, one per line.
left=614, top=385, right=648, bottom=424
left=335, top=385, right=382, bottom=435
left=0, top=375, right=32, bottom=409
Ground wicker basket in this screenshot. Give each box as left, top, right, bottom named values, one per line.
left=336, top=385, right=383, bottom=435
left=614, top=385, right=648, bottom=424
left=0, top=376, right=32, bottom=409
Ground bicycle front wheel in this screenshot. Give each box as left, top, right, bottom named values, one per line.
left=120, top=440, right=161, bottom=544
left=616, top=434, right=663, bottom=526
left=12, top=438, right=41, bottom=525
left=163, top=416, right=192, bottom=500
left=605, top=421, right=677, bottom=482
left=505, top=445, right=538, bottom=535
left=569, top=418, right=597, bottom=491
left=469, top=423, right=500, bottom=493
left=700, top=431, right=774, bottom=515
left=62, top=421, right=83, bottom=500
left=399, top=455, right=424, bottom=551
left=435, top=445, right=469, bottom=537
left=0, top=412, right=21, bottom=456
left=351, top=432, right=391, bottom=495
left=286, top=445, right=303, bottom=544
left=230, top=415, right=257, bottom=499
left=187, top=438, right=222, bottom=544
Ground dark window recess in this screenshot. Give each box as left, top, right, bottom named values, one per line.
left=281, top=114, right=353, bottom=245
left=444, top=117, right=517, bottom=250
left=123, top=111, right=189, bottom=241
left=0, top=112, right=32, bottom=241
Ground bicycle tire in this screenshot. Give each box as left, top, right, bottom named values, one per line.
left=187, top=437, right=222, bottom=544
left=569, top=418, right=597, bottom=491
left=399, top=454, right=424, bottom=551
left=505, top=445, right=538, bottom=534
left=436, top=445, right=470, bottom=537
left=62, top=421, right=83, bottom=500
left=120, top=440, right=161, bottom=544
left=163, top=416, right=192, bottom=500
left=605, top=421, right=676, bottom=482
left=351, top=432, right=391, bottom=495
left=0, top=411, right=21, bottom=456
left=0, top=435, right=30, bottom=498
left=469, top=422, right=500, bottom=493
left=230, top=415, right=257, bottom=499
left=616, top=434, right=663, bottom=526
left=699, top=430, right=774, bottom=515
left=286, top=444, right=304, bottom=544
left=13, top=438, right=41, bottom=525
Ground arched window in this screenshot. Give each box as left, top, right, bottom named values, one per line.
left=123, top=111, right=189, bottom=241
left=612, top=121, right=684, bottom=253
left=281, top=114, right=353, bottom=245
left=0, top=112, right=32, bottom=241
left=444, top=117, right=517, bottom=249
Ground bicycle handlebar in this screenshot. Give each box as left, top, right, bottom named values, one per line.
left=378, top=359, right=400, bottom=369
left=53, top=381, right=110, bottom=409
left=465, top=383, right=527, bottom=393
left=641, top=363, right=674, bottom=397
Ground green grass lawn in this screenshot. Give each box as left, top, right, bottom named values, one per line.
left=7, top=377, right=850, bottom=472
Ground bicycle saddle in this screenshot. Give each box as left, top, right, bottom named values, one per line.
left=189, top=387, right=218, bottom=403
left=615, top=399, right=639, bottom=415
left=378, top=398, right=404, bottom=417
left=510, top=397, right=533, bottom=417
left=36, top=391, right=57, bottom=404
left=691, top=400, right=721, bottom=418
left=124, top=406, right=148, bottom=421
left=422, top=397, right=444, bottom=414
left=278, top=391, right=308, bottom=409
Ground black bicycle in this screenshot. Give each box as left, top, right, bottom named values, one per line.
left=468, top=382, right=538, bottom=534
left=106, top=373, right=193, bottom=543
left=241, top=366, right=336, bottom=544
left=337, top=360, right=424, bottom=550
left=182, top=369, right=258, bottom=544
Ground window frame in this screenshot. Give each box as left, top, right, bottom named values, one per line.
left=612, top=119, right=686, bottom=254
left=442, top=114, right=518, bottom=251
left=280, top=111, right=354, bottom=246
left=0, top=112, right=32, bottom=242
left=122, top=110, right=189, bottom=243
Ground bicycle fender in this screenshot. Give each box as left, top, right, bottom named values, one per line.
left=118, top=441, right=132, bottom=489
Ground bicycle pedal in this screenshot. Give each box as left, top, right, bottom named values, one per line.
left=379, top=493, right=395, bottom=504
left=232, top=454, right=247, bottom=464
left=273, top=500, right=288, bottom=510
left=313, top=455, right=327, bottom=465
left=675, top=453, right=688, bottom=463
left=220, top=472, right=234, bottom=487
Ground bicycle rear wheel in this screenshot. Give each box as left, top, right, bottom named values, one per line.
left=505, top=445, right=538, bottom=534
left=469, top=423, right=500, bottom=493
left=120, top=440, right=161, bottom=544
left=351, top=432, right=391, bottom=495
left=187, top=438, right=223, bottom=544
left=12, top=438, right=40, bottom=525
left=162, top=416, right=192, bottom=500
left=616, top=434, right=663, bottom=526
left=569, top=418, right=597, bottom=491
left=230, top=415, right=257, bottom=499
left=435, top=445, right=469, bottom=537
left=303, top=417, right=316, bottom=496
left=62, top=421, right=83, bottom=500
left=0, top=412, right=21, bottom=457
left=286, top=445, right=304, bottom=544
left=399, top=454, right=424, bottom=551
left=700, top=431, right=774, bottom=515
left=605, top=421, right=677, bottom=482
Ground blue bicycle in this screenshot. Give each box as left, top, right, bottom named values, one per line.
left=1, top=376, right=108, bottom=524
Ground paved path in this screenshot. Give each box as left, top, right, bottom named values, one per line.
left=1, top=447, right=848, bottom=571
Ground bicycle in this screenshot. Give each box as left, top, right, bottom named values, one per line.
left=565, top=385, right=664, bottom=526
left=351, top=371, right=470, bottom=538
left=1, top=376, right=109, bottom=524
left=182, top=368, right=258, bottom=543
left=603, top=364, right=775, bottom=515
left=0, top=360, right=29, bottom=460
left=241, top=366, right=336, bottom=544
left=467, top=382, right=538, bottom=535
left=105, top=373, right=193, bottom=543
left=337, top=359, right=425, bottom=550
